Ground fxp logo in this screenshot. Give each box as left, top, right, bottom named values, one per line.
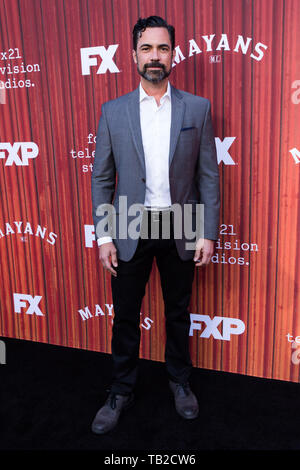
left=189, top=314, right=245, bottom=341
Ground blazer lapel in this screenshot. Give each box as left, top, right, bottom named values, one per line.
left=169, top=86, right=185, bottom=166
left=127, top=87, right=146, bottom=174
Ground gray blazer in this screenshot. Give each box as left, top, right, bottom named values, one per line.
left=91, top=85, right=220, bottom=261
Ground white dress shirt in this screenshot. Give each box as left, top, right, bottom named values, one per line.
left=140, top=81, right=172, bottom=208
left=98, top=81, right=172, bottom=246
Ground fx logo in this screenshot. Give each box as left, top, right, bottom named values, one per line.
left=80, top=45, right=120, bottom=75
left=189, top=314, right=245, bottom=341
left=84, top=224, right=96, bottom=248
left=13, top=293, right=44, bottom=316
left=0, top=142, right=39, bottom=166
left=215, top=137, right=236, bottom=165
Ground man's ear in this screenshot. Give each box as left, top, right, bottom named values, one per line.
left=132, top=49, right=137, bottom=64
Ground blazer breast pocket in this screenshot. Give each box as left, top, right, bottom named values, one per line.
left=178, top=127, right=197, bottom=147
left=180, top=126, right=196, bottom=132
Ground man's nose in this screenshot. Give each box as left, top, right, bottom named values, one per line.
left=150, top=48, right=159, bottom=61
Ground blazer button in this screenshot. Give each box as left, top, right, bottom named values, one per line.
left=141, top=178, right=146, bottom=183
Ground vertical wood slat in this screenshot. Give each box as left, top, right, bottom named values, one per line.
left=0, top=0, right=299, bottom=382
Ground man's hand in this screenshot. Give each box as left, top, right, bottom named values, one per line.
left=99, top=242, right=118, bottom=277
left=193, top=238, right=215, bottom=267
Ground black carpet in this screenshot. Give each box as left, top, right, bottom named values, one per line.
left=1, top=336, right=300, bottom=455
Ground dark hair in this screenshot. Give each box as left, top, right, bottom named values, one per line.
left=132, top=16, right=175, bottom=51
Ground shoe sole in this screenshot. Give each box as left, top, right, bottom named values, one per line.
left=176, top=408, right=199, bottom=420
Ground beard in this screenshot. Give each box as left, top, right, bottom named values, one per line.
left=137, top=61, right=171, bottom=84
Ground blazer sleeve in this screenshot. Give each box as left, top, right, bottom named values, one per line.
left=196, top=100, right=220, bottom=240
left=91, top=103, right=116, bottom=240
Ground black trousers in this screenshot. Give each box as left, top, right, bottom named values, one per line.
left=110, top=211, right=195, bottom=395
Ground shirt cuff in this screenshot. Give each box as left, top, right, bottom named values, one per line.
left=97, top=236, right=113, bottom=247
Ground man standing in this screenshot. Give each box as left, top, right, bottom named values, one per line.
left=91, top=16, right=220, bottom=434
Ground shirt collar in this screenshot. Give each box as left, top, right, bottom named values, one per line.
left=139, top=81, right=171, bottom=103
